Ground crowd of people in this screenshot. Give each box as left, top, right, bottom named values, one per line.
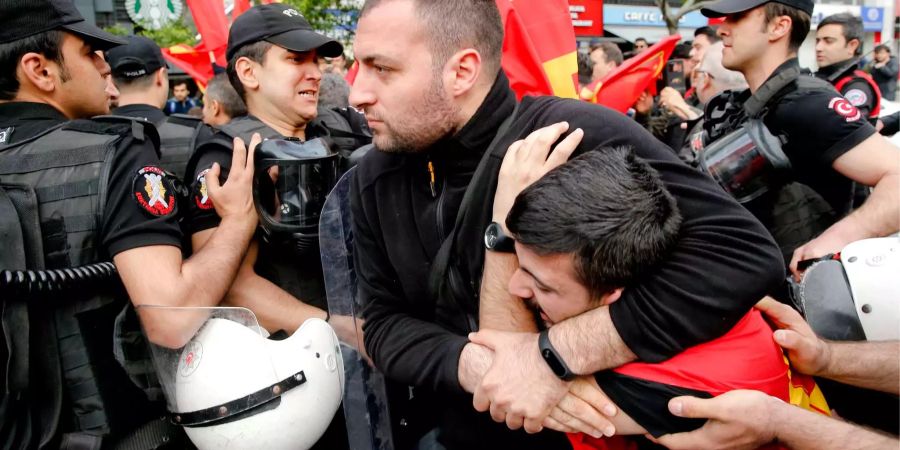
left=1, top=0, right=898, bottom=449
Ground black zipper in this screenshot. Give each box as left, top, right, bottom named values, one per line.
left=430, top=159, right=476, bottom=332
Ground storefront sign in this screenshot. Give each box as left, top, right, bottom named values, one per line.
left=569, top=0, right=603, bottom=37
left=602, top=5, right=706, bottom=29
left=126, top=0, right=183, bottom=30
left=861, top=7, right=885, bottom=32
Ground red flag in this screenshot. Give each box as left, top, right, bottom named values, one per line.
left=233, top=0, right=251, bottom=17
left=580, top=35, right=680, bottom=113
left=186, top=0, right=229, bottom=66
left=162, top=44, right=215, bottom=88
left=495, top=0, right=578, bottom=99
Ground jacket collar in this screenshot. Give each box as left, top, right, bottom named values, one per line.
left=425, top=71, right=516, bottom=171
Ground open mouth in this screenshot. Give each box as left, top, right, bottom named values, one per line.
left=299, top=90, right=317, bottom=98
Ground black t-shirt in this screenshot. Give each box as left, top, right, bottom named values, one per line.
left=763, top=59, right=876, bottom=215
left=0, top=102, right=182, bottom=258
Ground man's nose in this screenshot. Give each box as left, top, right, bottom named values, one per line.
left=348, top=74, right=374, bottom=110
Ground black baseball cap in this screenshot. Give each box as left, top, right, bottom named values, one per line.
left=226, top=3, right=343, bottom=61
left=701, top=0, right=814, bottom=18
left=106, top=36, right=166, bottom=79
left=0, top=0, right=126, bottom=49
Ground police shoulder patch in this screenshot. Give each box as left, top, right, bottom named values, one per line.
left=843, top=89, right=868, bottom=107
left=827, top=97, right=861, bottom=122
left=133, top=166, right=177, bottom=216
left=193, top=168, right=214, bottom=210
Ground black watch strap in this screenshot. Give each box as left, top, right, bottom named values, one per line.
left=538, top=329, right=575, bottom=381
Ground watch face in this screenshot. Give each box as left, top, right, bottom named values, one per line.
left=485, top=224, right=499, bottom=248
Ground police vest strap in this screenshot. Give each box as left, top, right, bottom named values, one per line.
left=743, top=66, right=802, bottom=117
left=217, top=116, right=282, bottom=143
left=90, top=114, right=161, bottom=153
left=834, top=70, right=882, bottom=118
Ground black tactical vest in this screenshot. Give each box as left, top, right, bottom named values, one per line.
left=705, top=69, right=839, bottom=263
left=153, top=114, right=202, bottom=180
left=0, top=117, right=178, bottom=449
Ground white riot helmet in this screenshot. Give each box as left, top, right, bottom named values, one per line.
left=144, top=307, right=343, bottom=450
left=794, top=237, right=900, bottom=341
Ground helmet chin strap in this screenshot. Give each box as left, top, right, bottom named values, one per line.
left=173, top=370, right=307, bottom=428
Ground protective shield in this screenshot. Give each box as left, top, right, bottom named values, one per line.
left=699, top=119, right=791, bottom=203
left=319, top=166, right=395, bottom=450
left=139, top=306, right=343, bottom=450
left=255, top=138, right=340, bottom=255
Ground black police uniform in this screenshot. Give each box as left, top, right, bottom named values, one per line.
left=815, top=60, right=882, bottom=209
left=703, top=60, right=898, bottom=433
left=703, top=59, right=876, bottom=261
left=186, top=116, right=332, bottom=307
left=816, top=59, right=881, bottom=125
left=0, top=101, right=185, bottom=448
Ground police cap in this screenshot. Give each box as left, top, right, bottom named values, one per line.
left=701, top=0, right=814, bottom=18
left=106, top=36, right=166, bottom=79
left=226, top=3, right=343, bottom=61
left=0, top=0, right=126, bottom=49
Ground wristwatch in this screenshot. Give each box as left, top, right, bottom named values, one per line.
left=538, top=329, right=575, bottom=381
left=484, top=221, right=515, bottom=253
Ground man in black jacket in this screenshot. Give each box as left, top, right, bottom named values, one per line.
left=348, top=0, right=783, bottom=448
left=868, top=45, right=898, bottom=101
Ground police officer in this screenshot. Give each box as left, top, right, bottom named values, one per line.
left=699, top=0, right=899, bottom=275
left=814, top=13, right=881, bottom=124
left=0, top=0, right=258, bottom=447
left=700, top=0, right=900, bottom=433
left=106, top=35, right=206, bottom=179
left=183, top=4, right=370, bottom=448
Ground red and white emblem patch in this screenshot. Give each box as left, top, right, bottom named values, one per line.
left=133, top=166, right=176, bottom=216
left=193, top=168, right=214, bottom=210
left=828, top=97, right=861, bottom=122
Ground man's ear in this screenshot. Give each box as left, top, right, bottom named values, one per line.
left=847, top=39, right=861, bottom=56
left=17, top=52, right=58, bottom=94
left=767, top=15, right=793, bottom=44
left=155, top=67, right=167, bottom=86
left=444, top=48, right=482, bottom=97
left=211, top=100, right=222, bottom=117
left=601, top=288, right=625, bottom=306
left=235, top=57, right=260, bottom=94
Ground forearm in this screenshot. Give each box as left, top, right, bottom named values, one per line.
left=550, top=306, right=636, bottom=374
left=820, top=172, right=900, bottom=240
left=818, top=341, right=900, bottom=394
left=479, top=251, right=538, bottom=332
left=224, top=270, right=326, bottom=333
left=770, top=399, right=897, bottom=449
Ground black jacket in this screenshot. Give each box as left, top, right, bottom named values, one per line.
left=351, top=73, right=784, bottom=448
left=867, top=55, right=899, bottom=101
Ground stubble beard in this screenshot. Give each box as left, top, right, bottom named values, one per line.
left=374, top=76, right=460, bottom=154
